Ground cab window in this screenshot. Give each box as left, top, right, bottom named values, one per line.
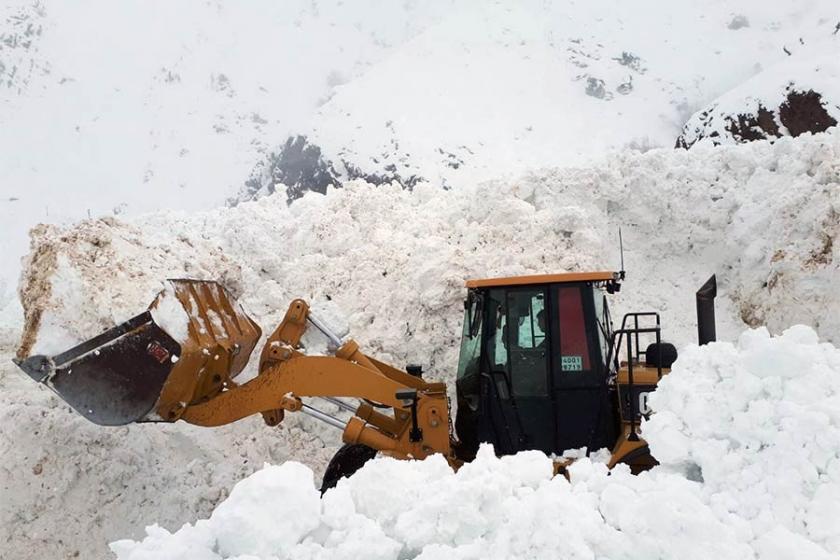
left=505, top=289, right=548, bottom=396
left=456, top=295, right=483, bottom=380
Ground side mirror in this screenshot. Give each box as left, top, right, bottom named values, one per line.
left=466, top=291, right=483, bottom=338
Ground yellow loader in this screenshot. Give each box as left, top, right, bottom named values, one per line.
left=15, top=272, right=717, bottom=490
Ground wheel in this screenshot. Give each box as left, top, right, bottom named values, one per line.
left=320, top=443, right=378, bottom=493
left=615, top=445, right=659, bottom=475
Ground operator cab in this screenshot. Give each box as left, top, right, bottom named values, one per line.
left=454, top=271, right=625, bottom=460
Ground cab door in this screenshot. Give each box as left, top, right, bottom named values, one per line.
left=479, top=286, right=554, bottom=454
left=549, top=283, right=614, bottom=453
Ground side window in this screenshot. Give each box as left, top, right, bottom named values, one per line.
left=506, top=289, right=549, bottom=396
left=514, top=294, right=545, bottom=349
left=593, top=291, right=611, bottom=366
left=456, top=304, right=482, bottom=380
left=484, top=290, right=508, bottom=373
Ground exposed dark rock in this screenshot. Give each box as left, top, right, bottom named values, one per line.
left=231, top=135, right=424, bottom=205
left=727, top=15, right=749, bottom=30
left=779, top=90, right=838, bottom=137
left=585, top=77, right=608, bottom=99
left=233, top=135, right=339, bottom=204
left=676, top=88, right=838, bottom=149
left=616, top=76, right=633, bottom=95
left=725, top=106, right=781, bottom=143
left=613, top=51, right=645, bottom=73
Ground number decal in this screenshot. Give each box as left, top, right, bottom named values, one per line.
left=561, top=355, right=583, bottom=372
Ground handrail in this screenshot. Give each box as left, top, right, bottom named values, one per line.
left=607, top=313, right=662, bottom=441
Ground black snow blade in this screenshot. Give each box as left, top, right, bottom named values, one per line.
left=13, top=311, right=180, bottom=426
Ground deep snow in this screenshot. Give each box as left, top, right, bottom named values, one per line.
left=305, top=0, right=839, bottom=191
left=110, top=327, right=840, bottom=559
left=3, top=2, right=840, bottom=558
left=3, top=129, right=840, bottom=558
left=678, top=50, right=840, bottom=147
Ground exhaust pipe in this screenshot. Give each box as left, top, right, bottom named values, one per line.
left=696, top=275, right=717, bottom=345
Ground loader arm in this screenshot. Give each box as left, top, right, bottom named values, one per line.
left=180, top=298, right=452, bottom=461
left=16, top=282, right=453, bottom=464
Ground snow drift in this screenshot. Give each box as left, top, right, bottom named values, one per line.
left=111, top=326, right=840, bottom=559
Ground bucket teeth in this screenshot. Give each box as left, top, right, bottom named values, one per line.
left=13, top=279, right=262, bottom=427
left=14, top=355, right=55, bottom=383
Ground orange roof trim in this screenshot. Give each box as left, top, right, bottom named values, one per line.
left=465, top=271, right=620, bottom=289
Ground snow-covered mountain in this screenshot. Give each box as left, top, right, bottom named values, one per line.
left=0, top=0, right=457, bottom=307
left=3, top=0, right=838, bottom=308
left=238, top=0, right=839, bottom=201
left=677, top=50, right=840, bottom=147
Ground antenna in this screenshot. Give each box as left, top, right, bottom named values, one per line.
left=618, top=227, right=625, bottom=280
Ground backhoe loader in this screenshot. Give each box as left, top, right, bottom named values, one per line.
left=15, top=272, right=717, bottom=490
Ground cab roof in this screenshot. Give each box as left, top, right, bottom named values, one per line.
left=465, top=271, right=620, bottom=289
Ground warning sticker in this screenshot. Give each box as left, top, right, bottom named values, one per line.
left=561, top=355, right=583, bottom=372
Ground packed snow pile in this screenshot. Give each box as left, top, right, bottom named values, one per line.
left=111, top=327, right=840, bottom=559
left=17, top=129, right=840, bottom=363
left=4, top=0, right=837, bottom=297
left=645, top=326, right=840, bottom=557
left=677, top=50, right=840, bottom=148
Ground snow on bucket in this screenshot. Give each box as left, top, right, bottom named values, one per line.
left=14, top=279, right=261, bottom=425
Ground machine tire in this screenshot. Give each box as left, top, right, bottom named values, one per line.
left=320, top=443, right=378, bottom=493
left=615, top=445, right=659, bottom=475
left=644, top=342, right=678, bottom=368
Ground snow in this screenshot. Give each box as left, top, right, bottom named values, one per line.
left=645, top=326, right=840, bottom=554
left=17, top=129, right=840, bottom=367
left=29, top=254, right=98, bottom=356
left=2, top=0, right=837, bottom=310
left=149, top=282, right=192, bottom=344
left=306, top=0, right=839, bottom=190
left=3, top=129, right=840, bottom=558
left=3, top=2, right=840, bottom=558
left=110, top=328, right=840, bottom=558
left=0, top=0, right=457, bottom=306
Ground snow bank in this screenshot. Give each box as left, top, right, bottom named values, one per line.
left=17, top=129, right=840, bottom=363
left=645, top=326, right=840, bottom=555
left=110, top=450, right=747, bottom=560
left=111, top=327, right=840, bottom=559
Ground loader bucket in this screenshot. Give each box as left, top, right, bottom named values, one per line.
left=15, top=279, right=262, bottom=426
